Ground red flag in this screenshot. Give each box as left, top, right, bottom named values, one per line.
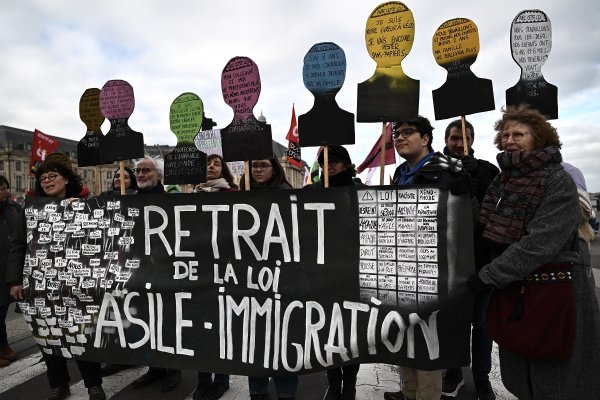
left=30, top=129, right=60, bottom=174
left=356, top=123, right=395, bottom=174
left=286, top=105, right=302, bottom=168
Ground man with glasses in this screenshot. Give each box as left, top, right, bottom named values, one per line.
left=134, top=157, right=165, bottom=195
left=130, top=157, right=181, bottom=391
left=384, top=116, right=469, bottom=400
left=0, top=176, right=19, bottom=368
left=441, top=120, right=498, bottom=400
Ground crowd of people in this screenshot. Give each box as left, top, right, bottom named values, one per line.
left=1, top=105, right=599, bottom=400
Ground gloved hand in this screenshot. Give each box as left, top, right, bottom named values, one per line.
left=460, top=155, right=478, bottom=174
left=447, top=175, right=470, bottom=195
left=467, top=273, right=487, bottom=295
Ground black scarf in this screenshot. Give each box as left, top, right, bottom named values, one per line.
left=479, top=146, right=562, bottom=244
left=320, top=168, right=356, bottom=187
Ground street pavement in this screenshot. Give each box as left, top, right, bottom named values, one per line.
left=2, top=237, right=599, bottom=400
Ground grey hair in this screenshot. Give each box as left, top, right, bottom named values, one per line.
left=136, top=156, right=164, bottom=180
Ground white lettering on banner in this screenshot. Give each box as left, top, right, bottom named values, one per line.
left=214, top=293, right=440, bottom=371
left=145, top=201, right=334, bottom=265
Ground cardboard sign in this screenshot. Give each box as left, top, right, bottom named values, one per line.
left=220, top=57, right=272, bottom=162
left=431, top=18, right=495, bottom=120
left=357, top=2, right=419, bottom=122
left=77, top=88, right=106, bottom=167
left=195, top=129, right=245, bottom=176
left=298, top=42, right=355, bottom=147
left=506, top=9, right=557, bottom=119
left=99, top=80, right=145, bottom=163
left=163, top=92, right=207, bottom=184
left=20, top=186, right=474, bottom=375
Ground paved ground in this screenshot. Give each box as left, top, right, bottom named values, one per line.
left=2, top=236, right=599, bottom=399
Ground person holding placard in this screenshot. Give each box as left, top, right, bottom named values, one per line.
left=6, top=158, right=106, bottom=400
left=385, top=117, right=469, bottom=400
left=441, top=120, right=498, bottom=400
left=191, top=154, right=237, bottom=400
left=241, top=157, right=296, bottom=400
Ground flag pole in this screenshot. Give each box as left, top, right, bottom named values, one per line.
left=244, top=161, right=250, bottom=191
left=379, top=122, right=387, bottom=185
left=460, top=115, right=468, bottom=156
left=324, top=146, right=329, bottom=188
left=119, top=161, right=125, bottom=195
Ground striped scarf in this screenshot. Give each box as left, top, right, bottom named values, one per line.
left=479, top=146, right=562, bottom=244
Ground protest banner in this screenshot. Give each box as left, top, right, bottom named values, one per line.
left=357, top=1, right=419, bottom=122
left=298, top=42, right=355, bottom=147
left=17, top=186, right=474, bottom=375
left=506, top=9, right=557, bottom=119
left=163, top=92, right=207, bottom=185
left=431, top=18, right=495, bottom=121
left=76, top=88, right=106, bottom=167
left=98, top=79, right=145, bottom=164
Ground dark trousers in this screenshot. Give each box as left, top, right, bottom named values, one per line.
left=471, top=289, right=493, bottom=381
left=0, top=305, right=7, bottom=346
left=43, top=353, right=102, bottom=389
left=326, top=364, right=360, bottom=387
left=447, top=288, right=493, bottom=382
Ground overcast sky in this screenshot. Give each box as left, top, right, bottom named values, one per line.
left=1, top=0, right=599, bottom=190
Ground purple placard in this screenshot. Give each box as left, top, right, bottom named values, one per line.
left=221, top=57, right=261, bottom=119
left=99, top=80, right=135, bottom=120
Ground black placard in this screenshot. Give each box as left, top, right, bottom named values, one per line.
left=77, top=88, right=106, bottom=167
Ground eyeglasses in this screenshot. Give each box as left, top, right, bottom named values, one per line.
left=500, top=131, right=530, bottom=143
left=393, top=128, right=419, bottom=140
left=39, top=173, right=59, bottom=183
left=251, top=162, right=272, bottom=171
left=0, top=186, right=8, bottom=192
left=133, top=167, right=155, bottom=175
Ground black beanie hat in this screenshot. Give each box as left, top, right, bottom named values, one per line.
left=318, top=145, right=351, bottom=166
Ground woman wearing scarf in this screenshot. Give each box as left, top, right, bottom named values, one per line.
left=191, top=154, right=237, bottom=400
left=194, top=154, right=238, bottom=194
left=469, top=105, right=600, bottom=399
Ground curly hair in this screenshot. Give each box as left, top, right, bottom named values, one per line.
left=493, top=105, right=561, bottom=150
left=34, top=161, right=83, bottom=198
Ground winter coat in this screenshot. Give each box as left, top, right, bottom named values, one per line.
left=1, top=200, right=20, bottom=306
left=478, top=162, right=600, bottom=399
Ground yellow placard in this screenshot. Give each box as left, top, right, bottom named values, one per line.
left=365, top=1, right=415, bottom=68
left=432, top=18, right=479, bottom=66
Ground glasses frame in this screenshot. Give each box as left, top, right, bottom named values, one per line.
left=39, top=173, right=60, bottom=183
left=393, top=128, right=420, bottom=140
left=500, top=131, right=530, bottom=143
left=133, top=167, right=155, bottom=175
left=251, top=163, right=273, bottom=171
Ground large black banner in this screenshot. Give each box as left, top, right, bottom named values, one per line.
left=18, top=187, right=474, bottom=375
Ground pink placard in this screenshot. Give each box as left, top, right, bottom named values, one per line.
left=99, top=80, right=135, bottom=120
left=221, top=57, right=261, bottom=119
